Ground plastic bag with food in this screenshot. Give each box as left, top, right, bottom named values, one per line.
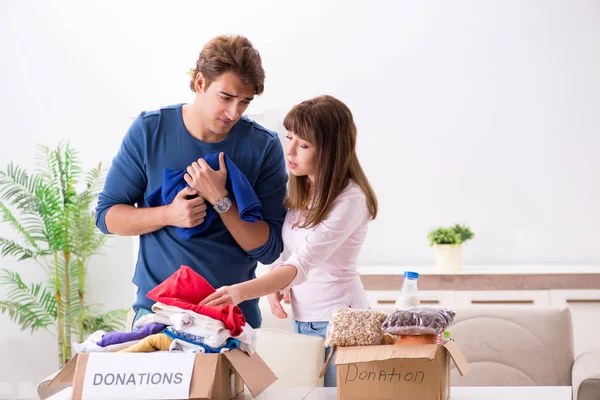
left=325, top=308, right=388, bottom=347
left=381, top=307, right=456, bottom=335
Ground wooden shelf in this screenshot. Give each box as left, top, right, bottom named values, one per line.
left=360, top=273, right=600, bottom=290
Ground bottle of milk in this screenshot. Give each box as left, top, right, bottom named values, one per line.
left=394, top=271, right=420, bottom=309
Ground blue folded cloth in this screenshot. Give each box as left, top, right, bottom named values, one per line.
left=145, top=153, right=262, bottom=239
left=163, top=326, right=241, bottom=353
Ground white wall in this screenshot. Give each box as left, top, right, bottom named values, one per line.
left=1, top=0, right=599, bottom=391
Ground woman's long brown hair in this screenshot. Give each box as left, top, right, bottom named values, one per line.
left=283, top=95, right=378, bottom=228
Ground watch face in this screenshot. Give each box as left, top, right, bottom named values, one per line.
left=215, top=197, right=231, bottom=213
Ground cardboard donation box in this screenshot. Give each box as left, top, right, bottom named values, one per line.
left=41, top=350, right=277, bottom=400
left=335, top=341, right=470, bottom=400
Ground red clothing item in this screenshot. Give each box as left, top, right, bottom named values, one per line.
left=147, top=265, right=246, bottom=336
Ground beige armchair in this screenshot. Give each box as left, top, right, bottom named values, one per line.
left=256, top=298, right=326, bottom=387
left=448, top=307, right=600, bottom=400
left=254, top=328, right=325, bottom=387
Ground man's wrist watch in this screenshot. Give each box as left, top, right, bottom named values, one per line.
left=214, top=195, right=233, bottom=214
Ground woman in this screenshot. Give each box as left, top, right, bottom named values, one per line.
left=201, top=94, right=378, bottom=386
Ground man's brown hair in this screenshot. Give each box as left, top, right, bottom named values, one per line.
left=283, top=95, right=378, bottom=228
left=189, top=35, right=265, bottom=95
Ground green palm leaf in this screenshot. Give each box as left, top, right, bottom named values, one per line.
left=19, top=215, right=47, bottom=242
left=69, top=210, right=106, bottom=258
left=0, top=269, right=56, bottom=332
left=81, top=308, right=128, bottom=335
left=36, top=185, right=65, bottom=250
left=81, top=163, right=106, bottom=200
left=0, top=202, right=41, bottom=251
left=0, top=238, right=38, bottom=260
left=36, top=145, right=59, bottom=182
left=0, top=163, right=43, bottom=212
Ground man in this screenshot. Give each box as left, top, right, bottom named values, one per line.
left=95, top=35, right=287, bottom=329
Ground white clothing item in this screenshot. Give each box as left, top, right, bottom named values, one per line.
left=168, top=312, right=229, bottom=348
left=169, top=338, right=206, bottom=353
left=168, top=317, right=256, bottom=355
left=271, top=181, right=372, bottom=322
left=72, top=330, right=139, bottom=353
left=236, top=323, right=256, bottom=356
left=151, top=302, right=231, bottom=348
left=137, top=310, right=229, bottom=348
left=134, top=312, right=171, bottom=328
left=153, top=302, right=256, bottom=354
left=168, top=338, right=234, bottom=354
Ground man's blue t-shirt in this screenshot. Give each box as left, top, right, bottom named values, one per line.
left=95, top=104, right=288, bottom=328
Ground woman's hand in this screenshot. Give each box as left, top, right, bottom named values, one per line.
left=201, top=266, right=297, bottom=310
left=267, top=291, right=288, bottom=319
left=201, top=285, right=243, bottom=306
left=184, top=152, right=228, bottom=205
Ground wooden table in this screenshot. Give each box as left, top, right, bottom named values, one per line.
left=46, top=384, right=572, bottom=399
left=239, top=386, right=572, bottom=399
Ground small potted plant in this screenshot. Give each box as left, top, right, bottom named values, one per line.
left=427, top=224, right=474, bottom=272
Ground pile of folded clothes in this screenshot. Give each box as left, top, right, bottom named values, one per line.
left=73, top=265, right=255, bottom=355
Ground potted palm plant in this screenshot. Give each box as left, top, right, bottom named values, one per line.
left=0, top=142, right=127, bottom=368
left=427, top=224, right=474, bottom=272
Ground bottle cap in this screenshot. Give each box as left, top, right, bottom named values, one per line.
left=404, top=271, right=419, bottom=279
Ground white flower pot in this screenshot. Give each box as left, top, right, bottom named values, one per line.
left=434, top=244, right=463, bottom=272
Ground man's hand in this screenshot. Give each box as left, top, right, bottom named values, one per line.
left=267, top=291, right=288, bottom=319
left=164, top=187, right=207, bottom=228
left=201, top=285, right=243, bottom=306
left=184, top=152, right=228, bottom=205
